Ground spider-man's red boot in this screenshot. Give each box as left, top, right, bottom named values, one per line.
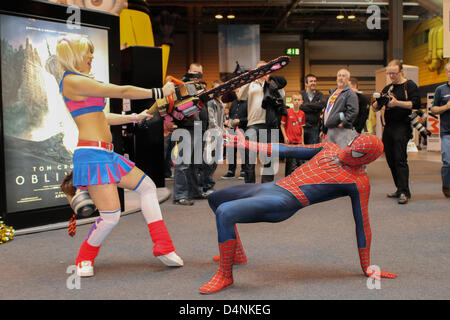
left=212, top=226, right=247, bottom=264
left=200, top=239, right=236, bottom=294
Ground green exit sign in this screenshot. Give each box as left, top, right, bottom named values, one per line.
left=286, top=48, right=300, bottom=56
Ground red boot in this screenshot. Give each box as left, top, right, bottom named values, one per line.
left=148, top=220, right=183, bottom=267
left=200, top=239, right=236, bottom=294
left=212, top=226, right=247, bottom=264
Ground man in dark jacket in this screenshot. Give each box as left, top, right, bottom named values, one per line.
left=300, top=74, right=326, bottom=144
left=222, top=91, right=248, bottom=180
left=349, top=77, right=370, bottom=134
left=172, top=63, right=205, bottom=205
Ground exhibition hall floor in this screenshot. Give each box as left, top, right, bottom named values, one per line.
left=1, top=150, right=449, bottom=300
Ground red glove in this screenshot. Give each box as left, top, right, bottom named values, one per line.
left=365, top=267, right=398, bottom=280
left=223, top=127, right=247, bottom=149
left=223, top=128, right=272, bottom=155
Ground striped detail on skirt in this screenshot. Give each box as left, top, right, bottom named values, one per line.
left=72, top=148, right=135, bottom=187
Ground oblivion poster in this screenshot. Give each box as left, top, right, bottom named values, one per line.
left=0, top=14, right=108, bottom=213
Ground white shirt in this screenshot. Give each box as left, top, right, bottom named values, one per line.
left=238, top=80, right=266, bottom=126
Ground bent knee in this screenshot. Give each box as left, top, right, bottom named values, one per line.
left=208, top=192, right=222, bottom=212
left=99, top=209, right=121, bottom=226
left=134, top=175, right=157, bottom=195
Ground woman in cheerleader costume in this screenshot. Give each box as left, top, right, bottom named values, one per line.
left=56, top=35, right=183, bottom=277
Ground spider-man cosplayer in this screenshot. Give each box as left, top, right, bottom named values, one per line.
left=199, top=130, right=397, bottom=294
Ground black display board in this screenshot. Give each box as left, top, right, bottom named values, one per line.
left=0, top=1, right=122, bottom=229
left=121, top=46, right=165, bottom=188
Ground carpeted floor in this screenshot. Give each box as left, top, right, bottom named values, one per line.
left=1, top=151, right=449, bottom=300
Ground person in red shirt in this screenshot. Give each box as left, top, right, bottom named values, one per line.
left=281, top=93, right=306, bottom=176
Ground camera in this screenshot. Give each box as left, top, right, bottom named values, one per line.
left=71, top=189, right=97, bottom=218
left=409, top=110, right=431, bottom=139
left=373, top=92, right=392, bottom=109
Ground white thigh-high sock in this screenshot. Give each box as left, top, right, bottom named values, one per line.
left=133, top=175, right=163, bottom=224
left=86, top=209, right=121, bottom=247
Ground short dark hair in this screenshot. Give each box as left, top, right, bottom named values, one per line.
left=304, top=73, right=316, bottom=83
left=349, top=77, right=359, bottom=88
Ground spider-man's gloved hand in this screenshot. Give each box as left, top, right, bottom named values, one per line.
left=365, top=267, right=398, bottom=280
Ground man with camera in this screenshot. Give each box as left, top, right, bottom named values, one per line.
left=430, top=62, right=450, bottom=198
left=372, top=60, right=421, bottom=204
left=237, top=60, right=287, bottom=183
left=172, top=63, right=206, bottom=206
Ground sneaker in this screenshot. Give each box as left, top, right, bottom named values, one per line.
left=238, top=172, right=245, bottom=180
left=157, top=251, right=184, bottom=267
left=174, top=198, right=194, bottom=206
left=201, top=189, right=215, bottom=198
left=443, top=187, right=450, bottom=198
left=221, top=172, right=235, bottom=180
left=76, top=261, right=94, bottom=277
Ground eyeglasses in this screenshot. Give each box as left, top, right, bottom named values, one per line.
left=386, top=72, right=400, bottom=76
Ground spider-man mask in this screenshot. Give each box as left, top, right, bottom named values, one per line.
left=337, top=134, right=384, bottom=167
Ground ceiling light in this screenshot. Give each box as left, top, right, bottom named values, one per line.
left=215, top=14, right=223, bottom=19
left=348, top=14, right=356, bottom=19
left=336, top=14, right=345, bottom=19
left=227, top=14, right=235, bottom=19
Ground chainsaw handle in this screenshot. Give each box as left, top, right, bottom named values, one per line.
left=166, top=76, right=184, bottom=85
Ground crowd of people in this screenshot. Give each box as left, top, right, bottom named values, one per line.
left=164, top=60, right=407, bottom=205
left=163, top=59, right=450, bottom=207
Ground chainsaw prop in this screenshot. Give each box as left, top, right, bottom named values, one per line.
left=142, top=56, right=290, bottom=126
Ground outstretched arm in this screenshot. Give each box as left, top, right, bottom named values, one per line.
left=105, top=109, right=152, bottom=126
left=63, top=74, right=175, bottom=100
left=275, top=143, right=324, bottom=160
left=350, top=179, right=397, bottom=280
left=224, top=128, right=325, bottom=160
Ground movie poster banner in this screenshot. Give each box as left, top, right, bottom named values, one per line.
left=218, top=25, right=260, bottom=81
left=0, top=14, right=109, bottom=213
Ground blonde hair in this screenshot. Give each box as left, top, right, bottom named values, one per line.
left=56, top=35, right=94, bottom=76
left=388, top=59, right=403, bottom=71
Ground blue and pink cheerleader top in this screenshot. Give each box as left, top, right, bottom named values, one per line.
left=60, top=70, right=135, bottom=187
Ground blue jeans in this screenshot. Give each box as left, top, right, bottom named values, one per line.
left=442, top=134, right=450, bottom=188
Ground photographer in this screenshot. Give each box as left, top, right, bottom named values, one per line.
left=372, top=60, right=421, bottom=204
left=262, top=75, right=287, bottom=131
left=260, top=74, right=287, bottom=182
left=237, top=61, right=286, bottom=183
